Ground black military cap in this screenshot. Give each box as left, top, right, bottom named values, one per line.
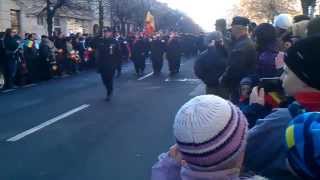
left=231, top=16, right=250, bottom=27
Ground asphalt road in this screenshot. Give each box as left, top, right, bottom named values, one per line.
left=0, top=57, right=205, bottom=180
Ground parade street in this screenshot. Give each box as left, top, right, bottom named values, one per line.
left=0, top=57, right=204, bottom=180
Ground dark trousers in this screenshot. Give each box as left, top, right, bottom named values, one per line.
left=116, top=58, right=122, bottom=76
left=100, top=66, right=115, bottom=96
left=3, top=54, right=17, bottom=88
left=133, top=57, right=146, bottom=75
left=151, top=56, right=163, bottom=74
left=168, top=57, right=181, bottom=74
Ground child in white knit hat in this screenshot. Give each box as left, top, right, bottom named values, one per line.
left=151, top=95, right=267, bottom=180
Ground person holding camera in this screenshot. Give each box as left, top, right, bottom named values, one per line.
left=243, top=35, right=320, bottom=180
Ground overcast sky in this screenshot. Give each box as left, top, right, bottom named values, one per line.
left=157, top=0, right=238, bottom=32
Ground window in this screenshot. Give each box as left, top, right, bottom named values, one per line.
left=37, top=16, right=44, bottom=25
left=54, top=17, right=60, bottom=26
left=10, top=10, right=21, bottom=32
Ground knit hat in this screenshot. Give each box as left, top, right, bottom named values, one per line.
left=240, top=77, right=253, bottom=87
left=284, top=35, right=320, bottom=90
left=285, top=112, right=320, bottom=179
left=174, top=95, right=248, bottom=171
left=274, top=14, right=293, bottom=30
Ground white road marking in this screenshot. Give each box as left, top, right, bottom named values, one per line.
left=165, top=78, right=199, bottom=82
left=7, top=104, right=90, bottom=142
left=1, top=89, right=16, bottom=93
left=145, top=86, right=161, bottom=90
left=22, top=83, right=37, bottom=88
left=138, top=72, right=154, bottom=81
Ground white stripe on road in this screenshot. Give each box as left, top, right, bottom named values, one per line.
left=138, top=72, right=154, bottom=81
left=7, top=104, right=90, bottom=142
left=1, top=89, right=16, bottom=93
left=22, top=83, right=37, bottom=88
left=165, top=78, right=199, bottom=82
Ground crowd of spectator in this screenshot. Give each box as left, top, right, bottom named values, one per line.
left=151, top=14, right=320, bottom=180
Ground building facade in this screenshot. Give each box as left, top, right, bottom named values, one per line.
left=0, top=0, right=111, bottom=36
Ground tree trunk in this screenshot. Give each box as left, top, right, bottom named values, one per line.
left=47, top=14, right=54, bottom=37
left=98, top=0, right=104, bottom=37
left=120, top=19, right=126, bottom=35
left=301, top=0, right=310, bottom=15
left=47, top=0, right=54, bottom=37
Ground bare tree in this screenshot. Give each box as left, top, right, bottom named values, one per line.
left=300, top=0, right=317, bottom=16
left=232, top=0, right=301, bottom=23
left=46, top=0, right=67, bottom=37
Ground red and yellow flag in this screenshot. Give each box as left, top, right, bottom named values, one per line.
left=144, top=11, right=155, bottom=36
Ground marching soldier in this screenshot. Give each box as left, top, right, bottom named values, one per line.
left=131, top=34, right=147, bottom=76
left=93, top=29, right=120, bottom=101
left=150, top=34, right=166, bottom=75
left=166, top=32, right=182, bottom=75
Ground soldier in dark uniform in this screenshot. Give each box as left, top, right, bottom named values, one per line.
left=118, top=35, right=130, bottom=77
left=93, top=29, right=120, bottom=101
left=113, top=32, right=123, bottom=77
left=150, top=34, right=166, bottom=75
left=166, top=32, right=182, bottom=75
left=131, top=34, right=147, bottom=76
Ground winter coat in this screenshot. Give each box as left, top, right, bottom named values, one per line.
left=4, top=36, right=19, bottom=52
left=243, top=107, right=300, bottom=180
left=257, top=43, right=279, bottom=78
left=150, top=39, right=166, bottom=60
left=131, top=39, right=147, bottom=61
left=94, top=37, right=120, bottom=69
left=39, top=39, right=56, bottom=61
left=166, top=38, right=181, bottom=61
left=220, top=36, right=257, bottom=89
left=194, top=45, right=228, bottom=88
left=151, top=153, right=268, bottom=180
left=244, top=91, right=320, bottom=180
left=54, top=38, right=67, bottom=52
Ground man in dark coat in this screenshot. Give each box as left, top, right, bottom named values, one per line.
left=150, top=34, right=166, bottom=75
left=131, top=34, right=147, bottom=76
left=166, top=33, right=182, bottom=75
left=194, top=31, right=228, bottom=98
left=3, top=29, right=19, bottom=89
left=116, top=35, right=129, bottom=77
left=39, top=35, right=56, bottom=80
left=93, top=29, right=120, bottom=101
left=219, top=16, right=257, bottom=104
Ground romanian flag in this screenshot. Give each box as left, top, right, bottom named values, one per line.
left=144, top=11, right=155, bottom=36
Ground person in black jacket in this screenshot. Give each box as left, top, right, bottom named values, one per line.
left=3, top=28, right=19, bottom=89
left=93, top=29, right=120, bottom=101
left=150, top=34, right=166, bottom=75
left=194, top=31, right=228, bottom=98
left=39, top=35, right=56, bottom=80
left=220, top=16, right=257, bottom=104
left=166, top=32, right=182, bottom=75
left=131, top=34, right=147, bottom=76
